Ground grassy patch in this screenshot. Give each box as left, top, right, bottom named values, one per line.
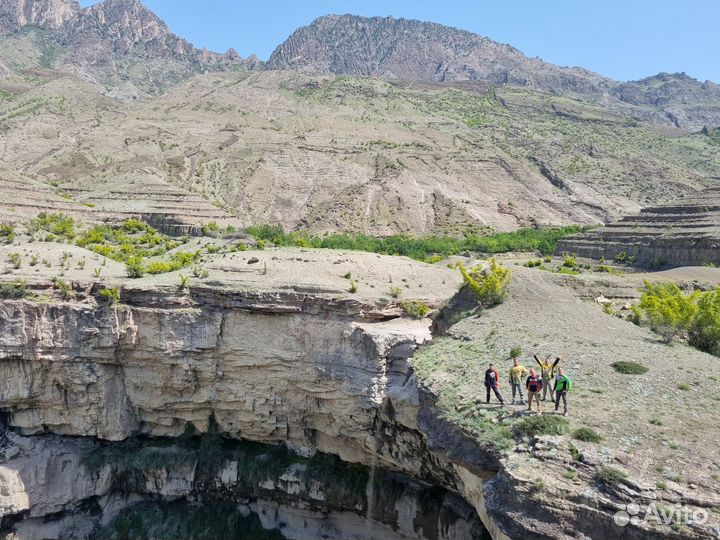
left=572, top=427, right=603, bottom=443
left=513, top=416, right=570, bottom=439
left=412, top=337, right=514, bottom=452
left=27, top=212, right=75, bottom=241
left=399, top=300, right=431, bottom=319
left=597, top=465, right=627, bottom=484
left=0, top=280, right=30, bottom=299
left=611, top=361, right=649, bottom=375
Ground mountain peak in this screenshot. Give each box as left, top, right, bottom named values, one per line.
left=0, top=0, right=80, bottom=34
left=268, top=14, right=612, bottom=97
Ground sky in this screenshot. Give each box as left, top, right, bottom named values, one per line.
left=79, top=0, right=720, bottom=83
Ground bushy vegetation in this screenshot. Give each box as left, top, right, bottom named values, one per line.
left=611, top=361, right=649, bottom=375
left=458, top=258, right=511, bottom=307
left=0, top=280, right=30, bottom=299
left=0, top=223, right=14, bottom=243
left=399, top=300, right=432, bottom=319
left=513, top=415, right=570, bottom=438
left=245, top=224, right=590, bottom=262
left=27, top=212, right=75, bottom=241
left=635, top=281, right=699, bottom=342
left=632, top=281, right=720, bottom=355
left=597, top=465, right=627, bottom=484
left=75, top=219, right=198, bottom=278
left=689, top=290, right=720, bottom=356
left=97, top=287, right=120, bottom=305
left=76, top=219, right=184, bottom=263
left=572, top=427, right=603, bottom=443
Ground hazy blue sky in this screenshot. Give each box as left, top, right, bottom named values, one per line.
left=80, top=0, right=719, bottom=82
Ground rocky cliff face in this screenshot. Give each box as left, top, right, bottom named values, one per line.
left=556, top=188, right=720, bottom=267
left=0, top=257, right=716, bottom=539
left=0, top=0, right=79, bottom=34
left=267, top=15, right=613, bottom=100
left=0, top=280, right=504, bottom=539
left=0, top=0, right=257, bottom=95
left=267, top=15, right=720, bottom=130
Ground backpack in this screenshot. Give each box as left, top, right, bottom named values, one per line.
left=527, top=376, right=542, bottom=393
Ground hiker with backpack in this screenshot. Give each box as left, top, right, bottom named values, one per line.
left=526, top=369, right=544, bottom=413
left=534, top=353, right=561, bottom=401
left=509, top=358, right=530, bottom=405
left=554, top=367, right=572, bottom=416
left=484, top=363, right=505, bottom=406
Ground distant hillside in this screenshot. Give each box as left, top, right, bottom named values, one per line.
left=268, top=14, right=720, bottom=130
left=0, top=0, right=257, bottom=96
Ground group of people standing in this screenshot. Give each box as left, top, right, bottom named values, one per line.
left=484, top=353, right=572, bottom=415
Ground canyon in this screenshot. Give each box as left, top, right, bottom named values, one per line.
left=1, top=248, right=719, bottom=539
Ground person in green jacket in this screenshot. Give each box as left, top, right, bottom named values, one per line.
left=533, top=353, right=561, bottom=401
left=554, top=367, right=572, bottom=416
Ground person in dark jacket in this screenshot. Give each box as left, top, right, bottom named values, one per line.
left=484, top=364, right=505, bottom=406
left=526, top=369, right=544, bottom=413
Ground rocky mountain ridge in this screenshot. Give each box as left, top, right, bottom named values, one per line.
left=267, top=14, right=720, bottom=130
left=1, top=2, right=718, bottom=129
left=0, top=0, right=257, bottom=95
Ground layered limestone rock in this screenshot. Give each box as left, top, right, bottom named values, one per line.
left=556, top=188, right=720, bottom=267
left=0, top=263, right=506, bottom=539
left=0, top=432, right=487, bottom=539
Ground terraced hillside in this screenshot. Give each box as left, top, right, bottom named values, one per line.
left=1, top=66, right=719, bottom=236
left=557, top=188, right=720, bottom=267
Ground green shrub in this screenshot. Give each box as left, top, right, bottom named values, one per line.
left=569, top=443, right=584, bottom=462
left=689, top=289, right=720, bottom=356
left=243, top=225, right=591, bottom=261
left=562, top=253, right=578, bottom=268
left=389, top=285, right=402, bottom=298
left=611, top=361, right=648, bottom=375
left=514, top=415, right=569, bottom=438
left=572, top=427, right=603, bottom=443
left=458, top=258, right=511, bottom=307
left=76, top=219, right=185, bottom=265
left=52, top=277, right=74, bottom=300
left=0, top=280, right=29, bottom=299
left=201, top=221, right=220, bottom=237
left=126, top=258, right=144, bottom=278
left=28, top=212, right=75, bottom=240
left=597, top=465, right=627, bottom=484
left=399, top=300, right=431, bottom=319
left=678, top=383, right=691, bottom=391
left=0, top=223, right=14, bottom=243
left=636, top=281, right=699, bottom=342
left=509, top=346, right=522, bottom=359
left=7, top=252, right=21, bottom=269
left=349, top=278, right=358, bottom=293
left=98, top=287, right=120, bottom=305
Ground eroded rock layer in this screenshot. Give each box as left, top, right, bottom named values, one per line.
left=556, top=188, right=720, bottom=267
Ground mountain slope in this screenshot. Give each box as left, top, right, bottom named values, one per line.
left=268, top=15, right=613, bottom=99
left=1, top=68, right=717, bottom=236
left=0, top=0, right=258, bottom=96
left=269, top=14, right=720, bottom=130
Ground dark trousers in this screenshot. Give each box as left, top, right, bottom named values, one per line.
left=486, top=385, right=504, bottom=403
left=555, top=390, right=568, bottom=413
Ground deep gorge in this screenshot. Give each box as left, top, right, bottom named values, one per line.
left=0, top=284, right=506, bottom=540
